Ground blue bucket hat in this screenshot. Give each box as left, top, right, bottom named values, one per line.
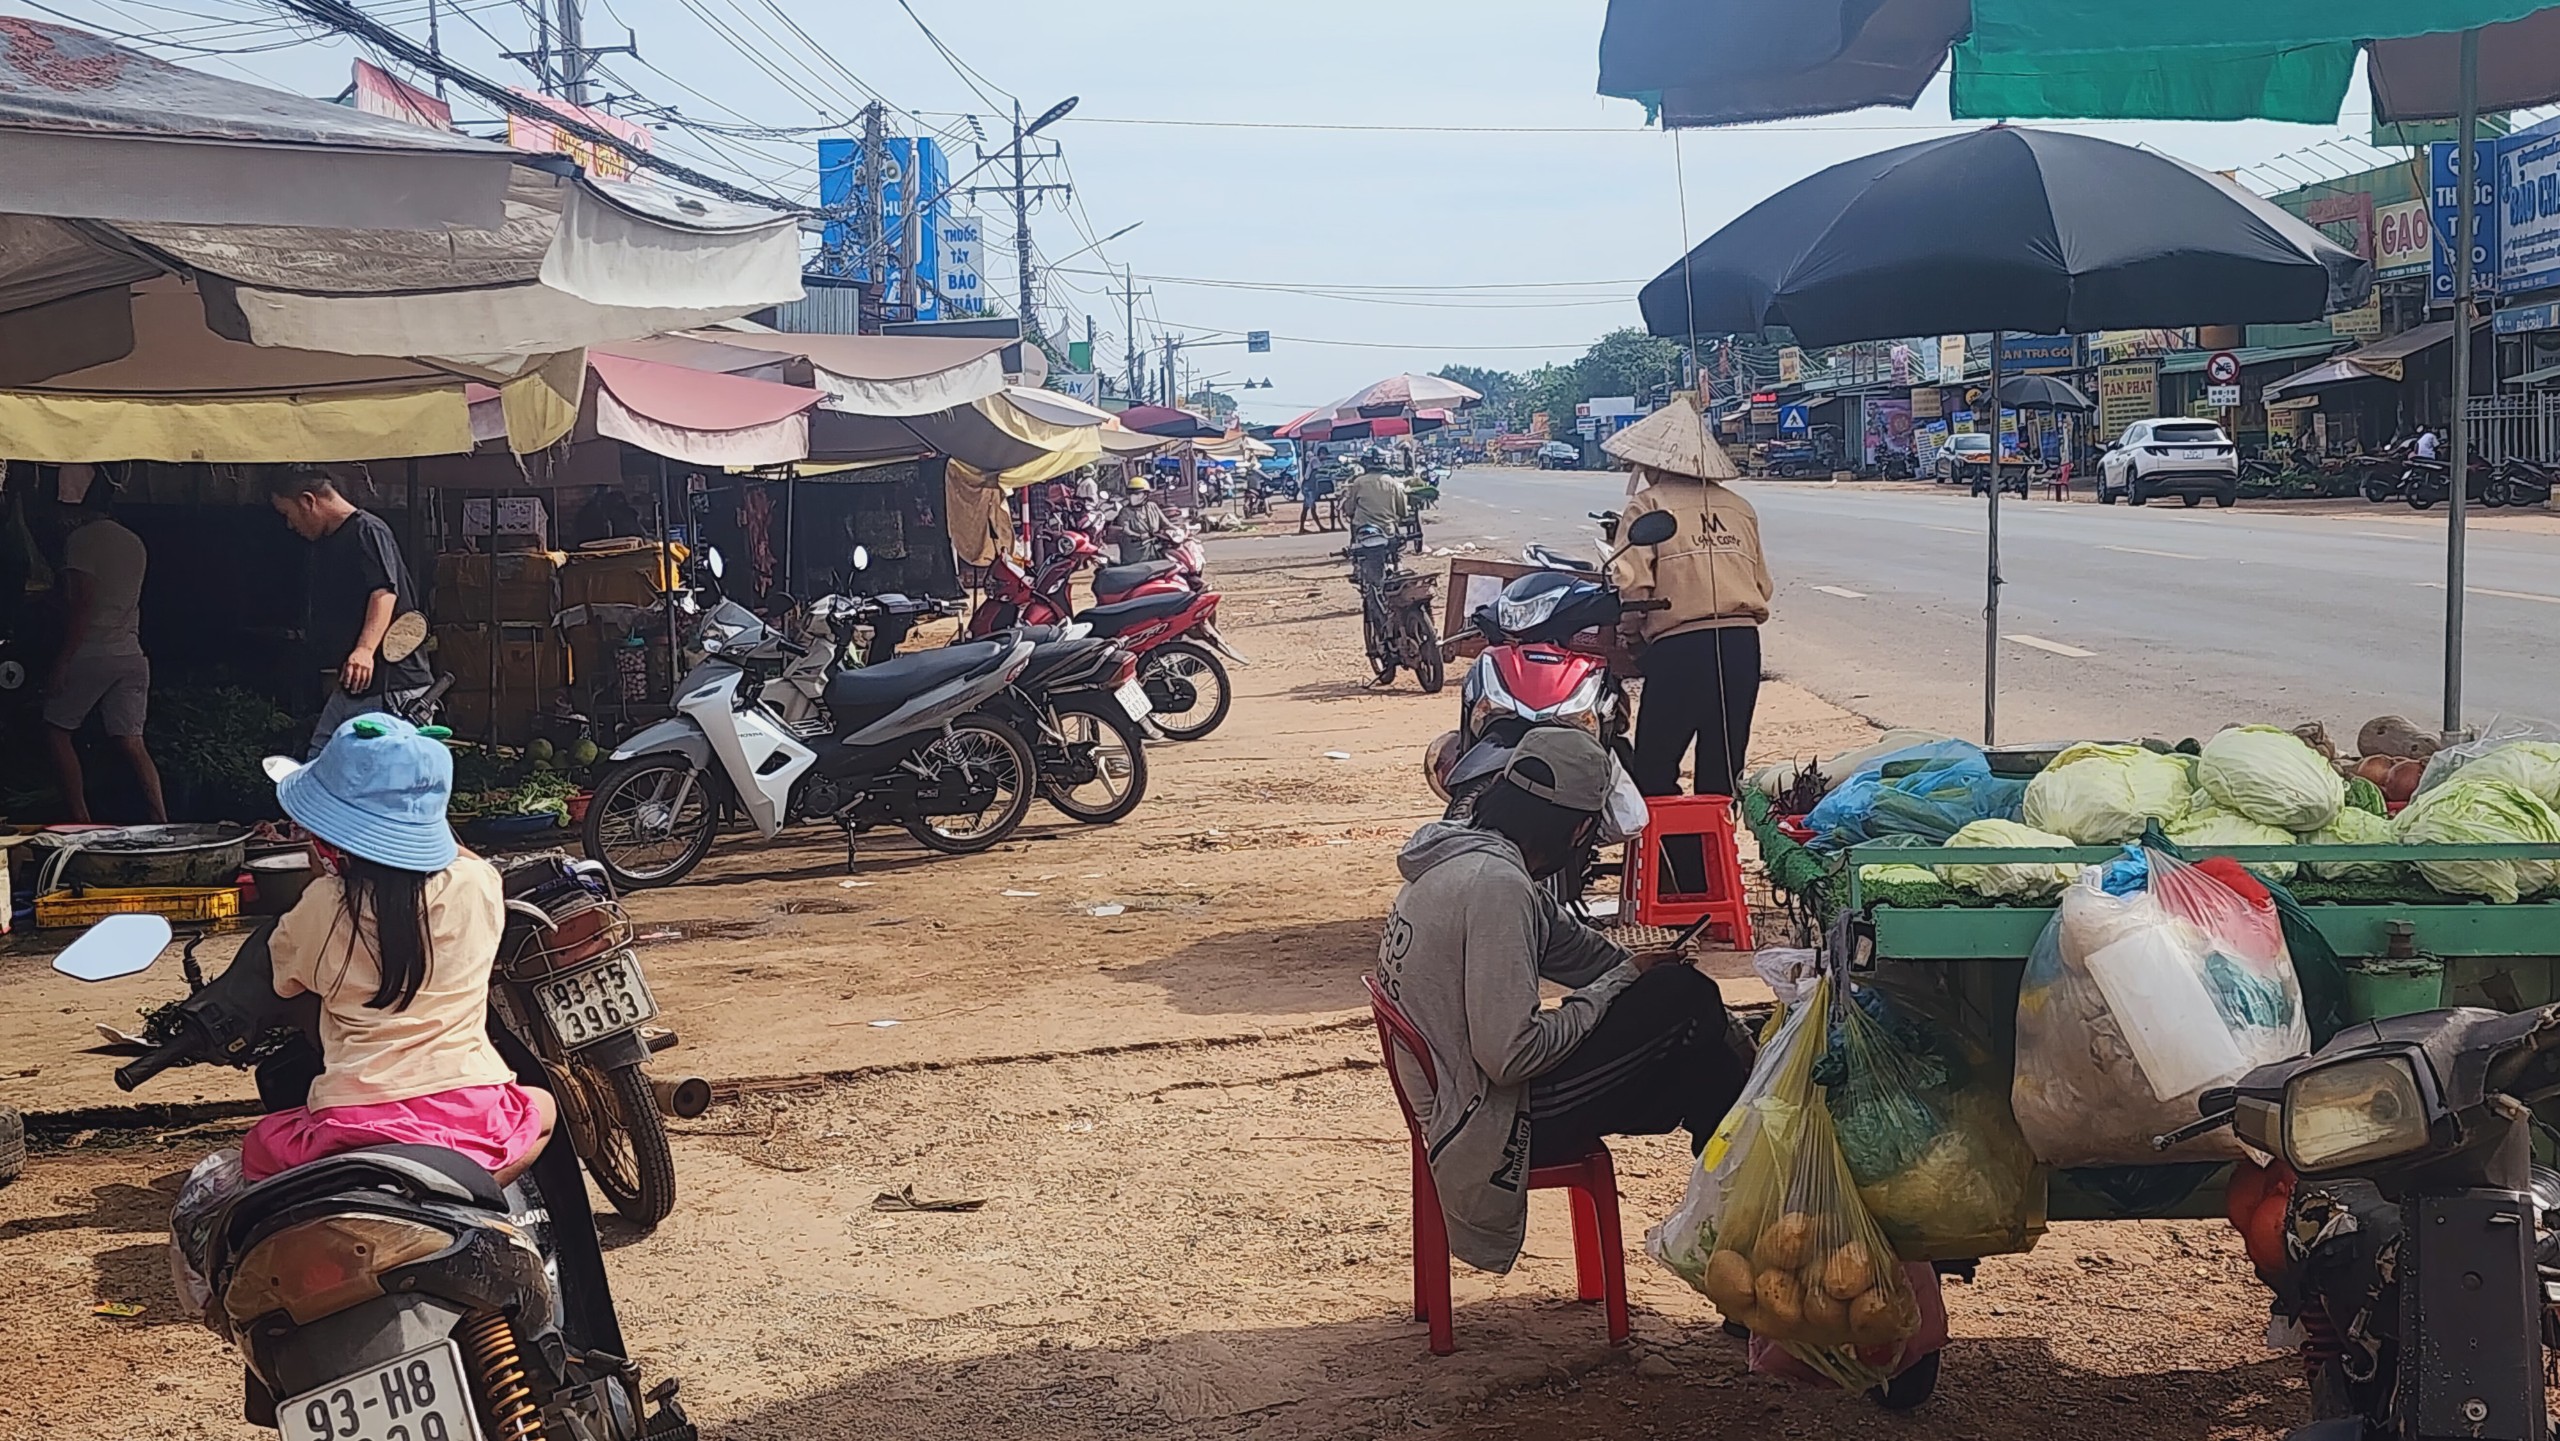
left=266, top=715, right=458, bottom=872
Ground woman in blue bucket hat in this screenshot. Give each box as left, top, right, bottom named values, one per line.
left=238, top=714, right=555, bottom=1183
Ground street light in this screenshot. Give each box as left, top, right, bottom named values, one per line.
left=1026, top=96, right=1080, bottom=136
left=1043, top=220, right=1141, bottom=271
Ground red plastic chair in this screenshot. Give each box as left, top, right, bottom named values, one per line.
left=1625, top=794, right=1754, bottom=949
left=1363, top=974, right=1631, bottom=1355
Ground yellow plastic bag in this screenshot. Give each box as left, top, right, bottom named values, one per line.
left=1688, top=978, right=1920, bottom=1390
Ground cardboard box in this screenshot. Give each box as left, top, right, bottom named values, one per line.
left=459, top=497, right=550, bottom=540
left=433, top=551, right=562, bottom=624
left=431, top=624, right=571, bottom=695
left=439, top=690, right=539, bottom=746
left=561, top=542, right=684, bottom=610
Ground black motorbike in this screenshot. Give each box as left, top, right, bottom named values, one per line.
left=2404, top=458, right=2498, bottom=510
left=2168, top=1001, right=2560, bottom=1441
left=987, top=625, right=1154, bottom=824
left=56, top=914, right=694, bottom=1441
left=2488, top=457, right=2556, bottom=509
left=1345, top=524, right=1444, bottom=692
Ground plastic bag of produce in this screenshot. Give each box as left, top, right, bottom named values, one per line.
left=2197, top=726, right=2345, bottom=831
left=2013, top=851, right=2308, bottom=1167
left=2166, top=807, right=2299, bottom=882
left=2299, top=806, right=2399, bottom=883
left=2391, top=776, right=2560, bottom=903
left=1934, top=818, right=2080, bottom=901
left=1804, top=740, right=2023, bottom=850
left=1825, top=984, right=2043, bottom=1259
left=1681, top=978, right=1920, bottom=1391
left=2415, top=714, right=2560, bottom=797
left=2021, top=743, right=2196, bottom=844
left=2444, top=741, right=2560, bottom=808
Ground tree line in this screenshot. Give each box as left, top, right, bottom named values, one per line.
left=1434, top=329, right=1685, bottom=435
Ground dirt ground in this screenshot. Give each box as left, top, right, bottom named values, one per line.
left=0, top=523, right=2302, bottom=1440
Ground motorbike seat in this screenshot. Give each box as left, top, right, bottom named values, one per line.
left=824, top=639, right=1011, bottom=718
left=1077, top=591, right=1193, bottom=638
left=220, top=1144, right=508, bottom=1253
left=1094, top=560, right=1177, bottom=595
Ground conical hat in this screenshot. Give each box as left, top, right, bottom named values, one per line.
left=1600, top=394, right=1739, bottom=481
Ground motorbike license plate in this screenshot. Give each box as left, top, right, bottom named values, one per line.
left=279, top=1340, right=483, bottom=1441
left=1114, top=677, right=1154, bottom=722
left=536, top=952, right=659, bottom=1049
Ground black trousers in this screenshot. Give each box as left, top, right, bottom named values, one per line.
left=1631, top=626, right=1762, bottom=894
left=1526, top=965, right=1756, bottom=1168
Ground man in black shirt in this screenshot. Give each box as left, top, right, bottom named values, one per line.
left=266, top=468, right=434, bottom=757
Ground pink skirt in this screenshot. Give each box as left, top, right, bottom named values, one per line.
left=241, top=1082, right=547, bottom=1183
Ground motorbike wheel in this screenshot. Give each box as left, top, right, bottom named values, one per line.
left=2410, top=490, right=2438, bottom=510
left=582, top=756, right=720, bottom=891
left=560, top=1056, right=676, bottom=1227
left=1042, top=700, right=1149, bottom=824
left=903, top=714, right=1039, bottom=853
left=2361, top=476, right=2393, bottom=503
left=1143, top=640, right=1233, bottom=741
left=1408, top=609, right=1446, bottom=694
left=1364, top=602, right=1398, bottom=686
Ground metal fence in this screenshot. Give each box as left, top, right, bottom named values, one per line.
left=2462, top=392, right=2560, bottom=464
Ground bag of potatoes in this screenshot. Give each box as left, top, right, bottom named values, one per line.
left=1690, top=976, right=1922, bottom=1391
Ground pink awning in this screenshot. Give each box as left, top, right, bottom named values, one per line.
left=588, top=351, right=818, bottom=466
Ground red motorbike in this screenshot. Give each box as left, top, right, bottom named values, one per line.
left=968, top=532, right=1236, bottom=741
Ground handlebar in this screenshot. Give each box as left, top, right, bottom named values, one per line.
left=774, top=635, right=810, bottom=659
left=115, top=1038, right=190, bottom=1092
left=1624, top=598, right=1672, bottom=612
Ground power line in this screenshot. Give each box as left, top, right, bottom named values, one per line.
left=894, top=0, right=1012, bottom=112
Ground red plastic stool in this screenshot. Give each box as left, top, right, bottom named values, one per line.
left=1625, top=794, right=1754, bottom=948
left=1364, top=975, right=1631, bottom=1355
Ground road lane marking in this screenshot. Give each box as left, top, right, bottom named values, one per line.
left=2415, top=581, right=2560, bottom=605
left=1923, top=524, right=1975, bottom=535
left=2357, top=531, right=2428, bottom=542
left=2005, top=634, right=2096, bottom=658
left=1811, top=585, right=1867, bottom=599
left=2101, top=545, right=2205, bottom=560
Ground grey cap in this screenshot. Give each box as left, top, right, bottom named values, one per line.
left=1500, top=727, right=1613, bottom=811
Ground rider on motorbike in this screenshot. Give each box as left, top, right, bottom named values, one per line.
left=1341, top=461, right=1412, bottom=538
left=1106, top=475, right=1175, bottom=564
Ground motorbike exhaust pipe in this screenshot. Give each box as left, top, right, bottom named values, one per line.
left=651, top=1075, right=713, bottom=1119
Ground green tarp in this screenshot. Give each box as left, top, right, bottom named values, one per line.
left=1952, top=0, right=2558, bottom=121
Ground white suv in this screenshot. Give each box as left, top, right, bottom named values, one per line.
left=2098, top=419, right=2239, bottom=508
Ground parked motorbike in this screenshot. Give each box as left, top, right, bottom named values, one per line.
left=1424, top=510, right=1676, bottom=906
left=55, top=912, right=695, bottom=1441
left=1344, top=524, right=1443, bottom=692
left=986, top=627, right=1155, bottom=824
left=967, top=532, right=1239, bottom=743
left=2403, top=458, right=2497, bottom=511
left=494, top=853, right=704, bottom=1227
left=2488, top=456, right=2555, bottom=509
left=582, top=547, right=1041, bottom=889
left=2357, top=442, right=2417, bottom=503
left=2165, top=1001, right=2560, bottom=1441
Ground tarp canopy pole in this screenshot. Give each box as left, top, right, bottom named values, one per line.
left=1985, top=333, right=2005, bottom=746
left=2447, top=28, right=2481, bottom=735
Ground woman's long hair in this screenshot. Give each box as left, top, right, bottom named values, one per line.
left=337, top=853, right=436, bottom=1011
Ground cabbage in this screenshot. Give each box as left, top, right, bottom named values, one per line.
left=2021, top=743, right=2196, bottom=844
left=2196, top=725, right=2345, bottom=831
left=2391, top=776, right=2560, bottom=903
left=1857, top=862, right=1941, bottom=888
left=2446, top=741, right=2560, bottom=808
left=2298, top=805, right=2400, bottom=883
left=2166, top=807, right=2298, bottom=881
left=1934, top=819, right=2081, bottom=901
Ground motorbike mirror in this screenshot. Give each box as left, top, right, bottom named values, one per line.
left=851, top=544, right=870, bottom=572
left=1625, top=510, right=1678, bottom=547
left=704, top=547, right=726, bottom=580
left=55, top=913, right=173, bottom=982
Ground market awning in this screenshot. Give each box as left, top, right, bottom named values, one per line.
left=1003, top=385, right=1116, bottom=429
left=809, top=387, right=1105, bottom=485
left=723, top=330, right=1010, bottom=416
left=596, top=332, right=807, bottom=384
left=2261, top=322, right=2457, bottom=401
left=586, top=351, right=818, bottom=468
left=0, top=16, right=520, bottom=232
left=2507, top=363, right=2560, bottom=387
left=2158, top=340, right=2349, bottom=375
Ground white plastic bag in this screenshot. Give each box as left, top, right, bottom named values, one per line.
left=2013, top=852, right=2309, bottom=1167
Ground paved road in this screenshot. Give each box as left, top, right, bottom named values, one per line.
left=1432, top=465, right=2560, bottom=744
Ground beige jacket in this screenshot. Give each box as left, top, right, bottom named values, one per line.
left=1606, top=470, right=1772, bottom=643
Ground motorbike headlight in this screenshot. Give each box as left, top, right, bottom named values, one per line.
left=2284, top=1053, right=2432, bottom=1172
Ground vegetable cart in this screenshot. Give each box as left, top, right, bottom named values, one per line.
left=1745, top=790, right=2560, bottom=1224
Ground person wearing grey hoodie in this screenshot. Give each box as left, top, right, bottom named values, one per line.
left=1378, top=728, right=1753, bottom=1274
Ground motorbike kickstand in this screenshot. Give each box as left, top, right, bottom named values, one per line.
left=839, top=818, right=859, bottom=874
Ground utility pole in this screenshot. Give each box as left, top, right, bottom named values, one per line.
left=853, top=102, right=885, bottom=287
left=1120, top=267, right=1146, bottom=400
left=555, top=0, right=584, bottom=102
left=427, top=0, right=444, bottom=100
left=500, top=0, right=632, bottom=105
left=967, top=100, right=1071, bottom=345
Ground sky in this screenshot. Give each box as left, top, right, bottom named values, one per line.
left=22, top=0, right=2438, bottom=422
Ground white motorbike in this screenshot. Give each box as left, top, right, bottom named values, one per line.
left=580, top=549, right=1040, bottom=890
